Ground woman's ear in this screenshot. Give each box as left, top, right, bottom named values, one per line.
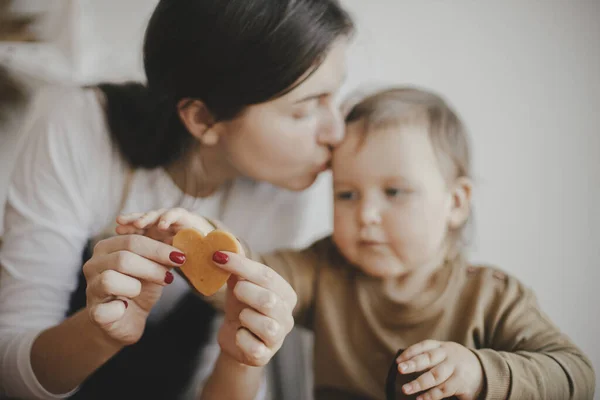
left=177, top=99, right=220, bottom=146
left=448, top=177, right=473, bottom=229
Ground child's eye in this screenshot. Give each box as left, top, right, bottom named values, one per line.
left=335, top=191, right=356, bottom=201
left=385, top=187, right=409, bottom=197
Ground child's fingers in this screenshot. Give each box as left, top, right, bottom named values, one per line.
left=157, top=208, right=188, bottom=230
left=115, top=225, right=146, bottom=236
left=396, top=340, right=441, bottom=363
left=402, top=362, right=454, bottom=397
left=133, top=209, right=167, bottom=229
left=415, top=379, right=458, bottom=400
left=398, top=346, right=447, bottom=374
left=116, top=213, right=144, bottom=225
left=414, top=371, right=458, bottom=400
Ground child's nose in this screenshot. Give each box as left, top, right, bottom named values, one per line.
left=359, top=203, right=382, bottom=226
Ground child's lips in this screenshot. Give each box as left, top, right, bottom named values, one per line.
left=358, top=239, right=387, bottom=247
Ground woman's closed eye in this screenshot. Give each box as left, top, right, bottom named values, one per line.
left=292, top=99, right=319, bottom=120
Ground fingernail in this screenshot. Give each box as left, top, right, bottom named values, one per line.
left=122, top=300, right=128, bottom=309
left=169, top=251, right=186, bottom=264
left=212, top=251, right=229, bottom=264
left=165, top=271, right=174, bottom=284
left=403, top=384, right=412, bottom=394
left=399, top=362, right=408, bottom=372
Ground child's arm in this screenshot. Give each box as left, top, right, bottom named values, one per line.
left=472, top=281, right=595, bottom=399
left=399, top=274, right=596, bottom=400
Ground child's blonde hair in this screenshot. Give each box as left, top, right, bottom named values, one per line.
left=345, top=86, right=472, bottom=256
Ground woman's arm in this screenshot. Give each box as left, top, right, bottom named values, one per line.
left=0, top=87, right=111, bottom=398
left=198, top=353, right=263, bottom=400
left=0, top=87, right=180, bottom=398
left=29, top=310, right=123, bottom=394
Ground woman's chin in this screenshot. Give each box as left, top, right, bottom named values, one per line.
left=276, top=173, right=320, bottom=191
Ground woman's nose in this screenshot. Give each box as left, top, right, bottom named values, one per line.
left=317, top=104, right=344, bottom=147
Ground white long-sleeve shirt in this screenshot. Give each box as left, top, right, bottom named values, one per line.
left=0, top=86, right=332, bottom=399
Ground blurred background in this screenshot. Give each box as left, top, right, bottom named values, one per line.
left=1, top=0, right=598, bottom=398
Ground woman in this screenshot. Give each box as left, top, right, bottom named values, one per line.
left=0, top=0, right=354, bottom=398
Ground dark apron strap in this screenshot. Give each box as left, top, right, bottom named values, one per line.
left=66, top=242, right=216, bottom=400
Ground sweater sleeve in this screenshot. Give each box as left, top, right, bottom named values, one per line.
left=472, top=274, right=595, bottom=400
left=0, top=86, right=123, bottom=399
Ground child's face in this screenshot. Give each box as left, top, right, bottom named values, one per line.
left=332, top=121, right=456, bottom=279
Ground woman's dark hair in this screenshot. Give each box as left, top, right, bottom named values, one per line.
left=0, top=64, right=26, bottom=127
left=98, top=0, right=354, bottom=169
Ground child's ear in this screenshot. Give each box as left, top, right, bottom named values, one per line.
left=448, top=177, right=473, bottom=229
left=177, top=99, right=222, bottom=146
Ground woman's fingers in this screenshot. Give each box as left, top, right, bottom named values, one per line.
left=87, top=270, right=143, bottom=300
left=238, top=308, right=285, bottom=349
left=217, top=321, right=271, bottom=367
left=92, top=234, right=186, bottom=267
left=233, top=281, right=293, bottom=331
left=89, top=300, right=128, bottom=326
left=213, top=252, right=297, bottom=308
left=235, top=327, right=272, bottom=367
left=84, top=250, right=175, bottom=287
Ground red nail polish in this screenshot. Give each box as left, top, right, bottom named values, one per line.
left=212, top=251, right=229, bottom=264
left=169, top=251, right=186, bottom=264
left=165, top=271, right=174, bottom=284
left=122, top=300, right=128, bottom=309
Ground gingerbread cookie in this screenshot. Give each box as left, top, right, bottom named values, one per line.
left=173, top=228, right=241, bottom=296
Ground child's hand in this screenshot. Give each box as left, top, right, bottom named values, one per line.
left=396, top=340, right=484, bottom=400
left=116, top=208, right=215, bottom=245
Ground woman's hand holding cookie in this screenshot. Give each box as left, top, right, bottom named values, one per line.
left=83, top=235, right=186, bottom=346
left=117, top=208, right=297, bottom=366
left=211, top=251, right=297, bottom=366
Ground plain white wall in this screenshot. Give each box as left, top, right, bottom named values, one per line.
left=338, top=0, right=600, bottom=393
left=1, top=0, right=598, bottom=396
left=0, top=0, right=157, bottom=233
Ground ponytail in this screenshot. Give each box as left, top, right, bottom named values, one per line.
left=98, top=82, right=193, bottom=169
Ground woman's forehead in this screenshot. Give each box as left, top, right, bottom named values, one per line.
left=279, top=39, right=349, bottom=104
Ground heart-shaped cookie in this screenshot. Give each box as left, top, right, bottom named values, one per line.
left=173, top=228, right=241, bottom=296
